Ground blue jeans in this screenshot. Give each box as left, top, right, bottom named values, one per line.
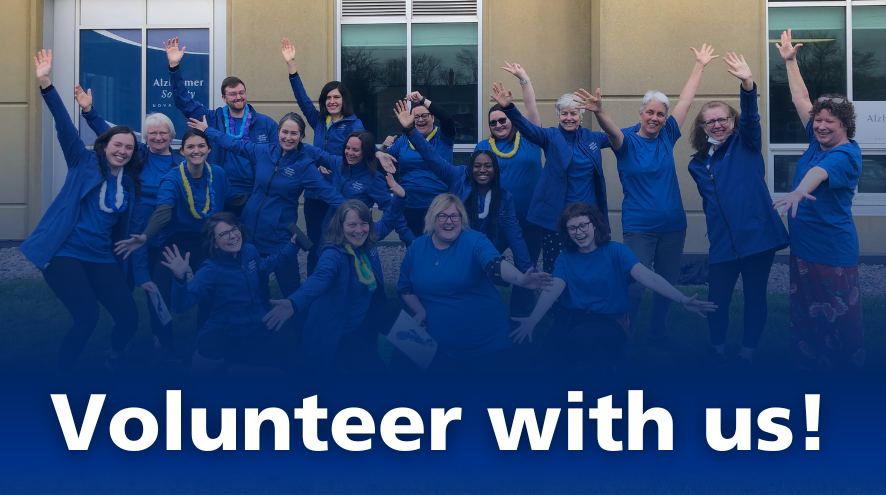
left=623, top=230, right=686, bottom=342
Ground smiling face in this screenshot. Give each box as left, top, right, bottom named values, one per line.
left=182, top=135, right=210, bottom=167
left=639, top=100, right=668, bottom=138
left=566, top=215, right=595, bottom=251
left=433, top=203, right=463, bottom=244
left=472, top=153, right=494, bottom=187
left=213, top=221, right=243, bottom=254
left=702, top=106, right=735, bottom=143
left=344, top=136, right=363, bottom=166
left=412, top=105, right=436, bottom=136
left=489, top=110, right=511, bottom=140
left=558, top=106, right=582, bottom=132
left=813, top=108, right=849, bottom=150
left=343, top=209, right=370, bottom=248
left=104, top=133, right=136, bottom=169
left=325, top=88, right=343, bottom=118
left=221, top=83, right=247, bottom=112
left=146, top=124, right=172, bottom=155
left=278, top=120, right=302, bottom=152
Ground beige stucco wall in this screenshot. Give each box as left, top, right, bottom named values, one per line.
left=0, top=0, right=42, bottom=240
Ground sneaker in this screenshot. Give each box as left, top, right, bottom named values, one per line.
left=646, top=336, right=681, bottom=352
left=703, top=348, right=727, bottom=372
left=104, top=352, right=127, bottom=378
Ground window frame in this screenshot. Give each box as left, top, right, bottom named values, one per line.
left=766, top=0, right=886, bottom=215
left=334, top=0, right=483, bottom=155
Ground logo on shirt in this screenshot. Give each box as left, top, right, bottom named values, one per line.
left=335, top=123, right=347, bottom=131
left=588, top=142, right=599, bottom=153
left=247, top=259, right=257, bottom=273
left=256, top=135, right=268, bottom=144
left=349, top=181, right=365, bottom=192
left=281, top=167, right=296, bottom=178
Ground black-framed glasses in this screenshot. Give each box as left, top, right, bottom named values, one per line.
left=566, top=222, right=591, bottom=234
left=435, top=213, right=462, bottom=223
left=702, top=117, right=733, bottom=128
left=214, top=225, right=241, bottom=240
left=414, top=113, right=432, bottom=121
left=817, top=96, right=847, bottom=104
left=489, top=117, right=508, bottom=127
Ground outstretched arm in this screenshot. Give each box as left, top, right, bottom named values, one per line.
left=671, top=43, right=719, bottom=128
left=493, top=82, right=551, bottom=150
left=509, top=278, right=567, bottom=344
left=575, top=88, right=625, bottom=151
left=776, top=29, right=813, bottom=127
left=501, top=62, right=541, bottom=126
left=190, top=118, right=261, bottom=162
left=630, top=262, right=717, bottom=317
left=772, top=166, right=827, bottom=218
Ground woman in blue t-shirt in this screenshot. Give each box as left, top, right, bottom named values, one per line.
left=396, top=194, right=551, bottom=378
left=581, top=43, right=718, bottom=351
left=511, top=203, right=716, bottom=376
left=772, top=30, right=865, bottom=375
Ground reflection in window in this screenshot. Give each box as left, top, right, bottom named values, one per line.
left=774, top=154, right=802, bottom=193
left=859, top=155, right=886, bottom=194
left=768, top=7, right=846, bottom=144
left=341, top=24, right=407, bottom=142
left=852, top=6, right=886, bottom=101
left=412, top=23, right=478, bottom=144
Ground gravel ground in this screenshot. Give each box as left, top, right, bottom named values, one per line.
left=3, top=246, right=886, bottom=296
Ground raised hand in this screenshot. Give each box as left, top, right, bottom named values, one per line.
left=405, top=91, right=424, bottom=103
left=74, top=84, right=93, bottom=112
left=114, top=234, right=147, bottom=259
left=382, top=135, right=397, bottom=148
left=776, top=29, right=802, bottom=62
left=386, top=173, right=406, bottom=198
left=680, top=293, right=718, bottom=318
left=187, top=116, right=209, bottom=132
left=773, top=190, right=816, bottom=218
left=281, top=38, right=297, bottom=73
left=263, top=299, right=295, bottom=332
left=376, top=151, right=398, bottom=174
left=34, top=49, right=52, bottom=87
left=393, top=100, right=415, bottom=129
left=723, top=52, right=752, bottom=81
left=501, top=61, right=529, bottom=81
left=509, top=317, right=536, bottom=344
left=574, top=88, right=603, bottom=113
left=159, top=244, right=190, bottom=279
left=163, top=37, right=186, bottom=67
left=489, top=81, right=513, bottom=108
left=690, top=43, right=719, bottom=67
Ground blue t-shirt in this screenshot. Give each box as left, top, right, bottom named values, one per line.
left=56, top=184, right=122, bottom=263
left=788, top=121, right=861, bottom=267
left=222, top=117, right=255, bottom=194
left=388, top=127, right=455, bottom=209
left=615, top=115, right=687, bottom=233
left=142, top=152, right=182, bottom=206
left=565, top=140, right=598, bottom=207
left=475, top=135, right=543, bottom=225
left=398, top=229, right=511, bottom=359
left=553, top=242, right=641, bottom=318
left=156, top=164, right=237, bottom=244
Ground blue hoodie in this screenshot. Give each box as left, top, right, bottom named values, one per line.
left=288, top=195, right=407, bottom=370
left=21, top=86, right=150, bottom=285
left=688, top=84, right=790, bottom=264
left=170, top=65, right=278, bottom=194
left=203, top=127, right=347, bottom=254
left=501, top=104, right=611, bottom=232
left=172, top=242, right=299, bottom=340
left=405, top=131, right=534, bottom=272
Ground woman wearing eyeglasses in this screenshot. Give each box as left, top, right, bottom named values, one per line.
left=511, top=203, right=716, bottom=376
left=686, top=53, right=790, bottom=373
left=772, top=30, right=865, bottom=375
left=396, top=194, right=552, bottom=377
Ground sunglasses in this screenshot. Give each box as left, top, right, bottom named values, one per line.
left=817, top=96, right=847, bottom=104
left=489, top=117, right=508, bottom=128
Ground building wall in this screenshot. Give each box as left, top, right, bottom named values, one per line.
left=0, top=0, right=42, bottom=240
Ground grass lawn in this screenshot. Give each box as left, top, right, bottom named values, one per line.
left=1, top=278, right=882, bottom=379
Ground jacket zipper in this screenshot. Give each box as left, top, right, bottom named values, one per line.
left=238, top=256, right=254, bottom=304
left=708, top=155, right=739, bottom=260
left=253, top=154, right=285, bottom=235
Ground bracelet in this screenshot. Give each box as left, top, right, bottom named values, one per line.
left=519, top=77, right=530, bottom=86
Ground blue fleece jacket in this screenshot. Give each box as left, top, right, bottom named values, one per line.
left=688, top=84, right=790, bottom=264
left=501, top=104, right=611, bottom=232
left=22, top=86, right=150, bottom=285
left=172, top=242, right=299, bottom=340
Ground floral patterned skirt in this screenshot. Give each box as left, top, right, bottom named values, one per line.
left=790, top=255, right=865, bottom=374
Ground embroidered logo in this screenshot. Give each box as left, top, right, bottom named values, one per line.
left=256, top=135, right=268, bottom=143
left=349, top=181, right=365, bottom=192
left=588, top=142, right=599, bottom=153
left=281, top=167, right=296, bottom=178
left=248, top=259, right=257, bottom=272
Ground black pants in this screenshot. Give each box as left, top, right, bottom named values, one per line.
left=707, top=248, right=777, bottom=348
left=404, top=208, right=429, bottom=239
left=538, top=309, right=627, bottom=375
left=152, top=232, right=210, bottom=351
left=43, top=257, right=140, bottom=372
left=494, top=223, right=543, bottom=317
left=304, top=197, right=328, bottom=276
left=258, top=251, right=302, bottom=312
left=330, top=294, right=403, bottom=378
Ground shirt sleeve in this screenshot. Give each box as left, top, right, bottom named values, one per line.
left=612, top=130, right=634, bottom=159
left=615, top=242, right=642, bottom=277
left=552, top=252, right=568, bottom=282
left=386, top=135, right=405, bottom=160
left=397, top=244, right=415, bottom=293
left=817, top=149, right=860, bottom=190
left=156, top=175, right=178, bottom=207
left=471, top=231, right=502, bottom=268
left=805, top=119, right=817, bottom=144
left=663, top=115, right=683, bottom=146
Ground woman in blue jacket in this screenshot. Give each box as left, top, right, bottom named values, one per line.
left=22, top=50, right=149, bottom=375
left=189, top=113, right=348, bottom=310
left=263, top=175, right=409, bottom=375
left=687, top=53, right=790, bottom=371
left=282, top=38, right=366, bottom=275
left=161, top=212, right=299, bottom=378
left=392, top=101, right=535, bottom=317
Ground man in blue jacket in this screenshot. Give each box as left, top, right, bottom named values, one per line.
left=164, top=37, right=278, bottom=198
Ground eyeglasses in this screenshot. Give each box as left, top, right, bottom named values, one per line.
left=414, top=113, right=432, bottom=121
left=566, top=222, right=591, bottom=234
left=224, top=90, right=246, bottom=98
left=147, top=131, right=170, bottom=137
left=214, top=225, right=241, bottom=240
left=435, top=213, right=462, bottom=223
left=702, top=117, right=733, bottom=128
left=489, top=117, right=508, bottom=128
left=817, top=96, right=847, bottom=104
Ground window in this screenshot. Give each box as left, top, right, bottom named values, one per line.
left=767, top=2, right=886, bottom=211
left=76, top=0, right=213, bottom=145
left=336, top=0, right=481, bottom=161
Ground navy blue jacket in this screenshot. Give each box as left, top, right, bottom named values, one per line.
left=170, top=66, right=278, bottom=192
left=172, top=242, right=299, bottom=340
left=405, top=131, right=534, bottom=272
left=687, top=84, right=790, bottom=264
left=203, top=127, right=347, bottom=254
left=22, top=86, right=150, bottom=285
left=289, top=195, right=406, bottom=370
left=502, top=104, right=611, bottom=232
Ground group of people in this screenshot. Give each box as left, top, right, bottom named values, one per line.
left=23, top=29, right=865, bottom=381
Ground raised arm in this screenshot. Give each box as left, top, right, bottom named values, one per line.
left=501, top=62, right=541, bottom=126
left=394, top=100, right=465, bottom=189
left=35, top=50, right=92, bottom=169
left=406, top=91, right=456, bottom=138
left=575, top=88, right=625, bottom=151
left=165, top=37, right=209, bottom=120
left=375, top=174, right=408, bottom=239
left=494, top=82, right=551, bottom=150
left=74, top=84, right=112, bottom=138
left=283, top=38, right=321, bottom=128
left=163, top=245, right=207, bottom=313
left=723, top=53, right=762, bottom=153
left=630, top=262, right=717, bottom=317
left=190, top=118, right=261, bottom=162
left=671, top=43, right=719, bottom=128
left=301, top=143, right=344, bottom=173
left=775, top=29, right=813, bottom=127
